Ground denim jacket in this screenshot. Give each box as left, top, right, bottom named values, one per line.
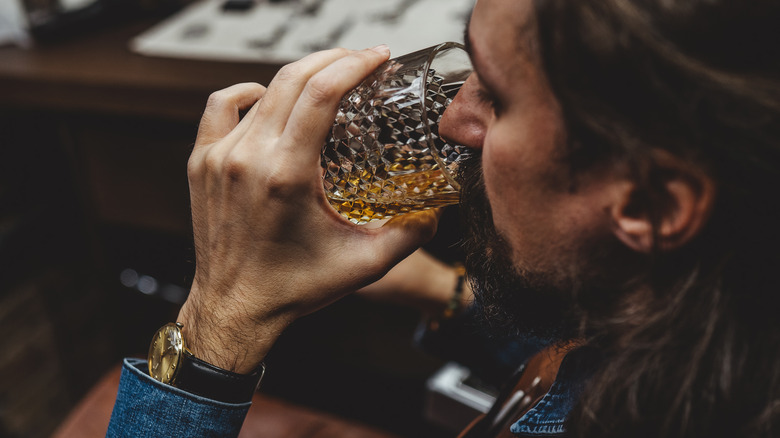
left=107, top=358, right=250, bottom=438
left=106, top=348, right=591, bottom=437
left=508, top=348, right=592, bottom=436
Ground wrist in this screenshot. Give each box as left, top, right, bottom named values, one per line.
left=441, top=263, right=467, bottom=319
left=147, top=322, right=266, bottom=403
left=177, top=293, right=289, bottom=374
left=422, top=261, right=472, bottom=315
left=405, top=256, right=454, bottom=313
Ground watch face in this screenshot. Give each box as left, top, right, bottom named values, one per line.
left=148, top=323, right=184, bottom=384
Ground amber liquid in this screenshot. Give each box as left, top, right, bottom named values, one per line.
left=326, top=169, right=459, bottom=224
left=321, top=63, right=465, bottom=224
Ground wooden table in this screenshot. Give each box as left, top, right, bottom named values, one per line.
left=0, top=18, right=280, bottom=122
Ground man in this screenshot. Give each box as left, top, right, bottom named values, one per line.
left=108, top=0, right=780, bottom=436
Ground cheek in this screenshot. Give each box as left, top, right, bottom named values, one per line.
left=479, top=112, right=608, bottom=266
left=480, top=111, right=561, bottom=216
left=480, top=120, right=545, bottom=249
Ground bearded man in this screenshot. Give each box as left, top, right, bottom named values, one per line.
left=108, top=0, right=780, bottom=437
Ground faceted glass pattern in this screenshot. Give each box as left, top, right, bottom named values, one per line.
left=321, top=43, right=471, bottom=224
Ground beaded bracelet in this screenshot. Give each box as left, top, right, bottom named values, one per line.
left=442, top=263, right=467, bottom=319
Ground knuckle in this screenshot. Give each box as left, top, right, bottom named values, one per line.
left=206, top=82, right=265, bottom=110
left=264, top=162, right=299, bottom=199
left=264, top=176, right=290, bottom=200
left=354, top=48, right=378, bottom=61
left=223, top=150, right=250, bottom=182
left=203, top=149, right=223, bottom=175
left=239, top=82, right=266, bottom=99
left=274, top=63, right=300, bottom=82
left=187, top=154, right=203, bottom=178
left=304, top=75, right=338, bottom=106
left=206, top=90, right=228, bottom=109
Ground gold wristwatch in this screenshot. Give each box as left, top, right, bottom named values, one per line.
left=148, top=322, right=265, bottom=404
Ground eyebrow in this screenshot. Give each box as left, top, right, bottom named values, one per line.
left=463, top=13, right=473, bottom=57
left=463, top=16, right=481, bottom=78
left=462, top=15, right=501, bottom=97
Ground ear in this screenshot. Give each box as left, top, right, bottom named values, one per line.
left=611, top=151, right=716, bottom=253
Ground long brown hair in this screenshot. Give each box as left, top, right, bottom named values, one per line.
left=532, top=0, right=780, bottom=436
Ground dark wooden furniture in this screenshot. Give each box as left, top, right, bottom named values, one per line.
left=0, top=17, right=281, bottom=233
left=0, top=18, right=279, bottom=121
left=0, top=18, right=287, bottom=438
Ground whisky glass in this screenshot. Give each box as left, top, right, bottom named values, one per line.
left=321, top=42, right=472, bottom=224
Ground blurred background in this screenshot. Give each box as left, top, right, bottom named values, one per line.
left=0, top=0, right=478, bottom=437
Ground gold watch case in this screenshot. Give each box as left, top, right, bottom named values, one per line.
left=148, top=322, right=186, bottom=384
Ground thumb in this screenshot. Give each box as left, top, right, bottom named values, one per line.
left=370, top=210, right=440, bottom=268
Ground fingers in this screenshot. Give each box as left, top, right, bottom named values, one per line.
left=195, top=83, right=266, bottom=149
left=278, top=46, right=391, bottom=163
left=251, top=48, right=356, bottom=136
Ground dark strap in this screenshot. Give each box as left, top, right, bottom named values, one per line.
left=175, top=352, right=265, bottom=404
left=458, top=341, right=579, bottom=438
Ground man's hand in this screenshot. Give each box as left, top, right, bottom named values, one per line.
left=178, top=47, right=439, bottom=374
left=358, top=249, right=473, bottom=315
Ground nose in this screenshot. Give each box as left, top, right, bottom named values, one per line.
left=439, top=74, right=490, bottom=151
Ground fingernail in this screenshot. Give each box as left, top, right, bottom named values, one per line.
left=369, top=44, right=390, bottom=56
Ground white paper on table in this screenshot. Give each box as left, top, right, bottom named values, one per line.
left=131, top=0, right=475, bottom=64
left=0, top=0, right=30, bottom=48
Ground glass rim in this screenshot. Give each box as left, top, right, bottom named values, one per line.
left=420, top=41, right=469, bottom=191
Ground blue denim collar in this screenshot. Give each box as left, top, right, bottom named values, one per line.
left=509, top=347, right=597, bottom=436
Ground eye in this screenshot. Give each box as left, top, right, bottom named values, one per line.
left=476, top=87, right=503, bottom=115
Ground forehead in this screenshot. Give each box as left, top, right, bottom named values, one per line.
left=468, top=0, right=538, bottom=80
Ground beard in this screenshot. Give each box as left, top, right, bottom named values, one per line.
left=458, top=152, right=580, bottom=346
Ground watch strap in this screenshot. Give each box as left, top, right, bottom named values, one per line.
left=175, top=352, right=265, bottom=404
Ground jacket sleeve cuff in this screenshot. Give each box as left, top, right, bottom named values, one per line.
left=107, top=358, right=251, bottom=438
